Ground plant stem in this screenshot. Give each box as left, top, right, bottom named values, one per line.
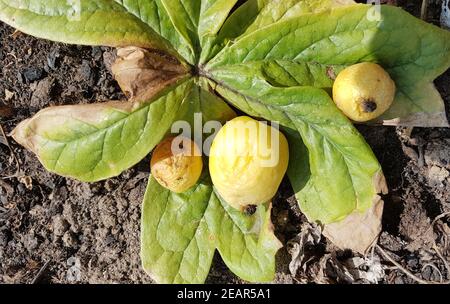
left=421, top=0, right=429, bottom=20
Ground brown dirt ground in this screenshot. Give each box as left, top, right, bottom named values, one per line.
left=1, top=1, right=449, bottom=284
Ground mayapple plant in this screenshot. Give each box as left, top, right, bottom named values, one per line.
left=1, top=0, right=450, bottom=283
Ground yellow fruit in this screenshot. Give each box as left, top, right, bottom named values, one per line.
left=332, top=62, right=396, bottom=122
left=209, top=116, right=289, bottom=211
left=151, top=136, right=203, bottom=193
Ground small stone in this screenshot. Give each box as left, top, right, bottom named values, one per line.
left=402, top=145, right=418, bottom=162
left=22, top=66, right=45, bottom=83
left=29, top=205, right=45, bottom=217
left=30, top=78, right=55, bottom=108
left=421, top=265, right=441, bottom=282
left=428, top=166, right=449, bottom=184
left=46, top=48, right=61, bottom=71
left=441, top=0, right=450, bottom=29
left=17, top=183, right=25, bottom=194
left=18, top=175, right=33, bottom=190
left=4, top=89, right=14, bottom=101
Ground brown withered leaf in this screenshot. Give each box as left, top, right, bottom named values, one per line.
left=112, top=46, right=188, bottom=102
left=287, top=222, right=322, bottom=276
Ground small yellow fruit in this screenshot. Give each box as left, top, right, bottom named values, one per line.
left=209, top=116, right=289, bottom=211
left=151, top=136, right=203, bottom=193
left=332, top=62, right=396, bottom=122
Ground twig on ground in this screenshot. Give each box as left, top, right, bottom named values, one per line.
left=431, top=212, right=450, bottom=226
left=433, top=243, right=450, bottom=280
left=376, top=245, right=430, bottom=284
left=422, top=263, right=443, bottom=283
left=377, top=244, right=450, bottom=284
left=428, top=211, right=450, bottom=279
left=31, top=261, right=50, bottom=284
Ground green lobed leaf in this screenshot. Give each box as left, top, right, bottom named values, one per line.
left=207, top=75, right=383, bottom=224
left=198, top=0, right=239, bottom=63
left=141, top=175, right=215, bottom=284
left=206, top=60, right=346, bottom=93
left=198, top=0, right=239, bottom=41
left=207, top=4, right=450, bottom=126
left=0, top=0, right=182, bottom=59
left=141, top=175, right=281, bottom=283
left=157, top=0, right=201, bottom=63
left=204, top=0, right=355, bottom=62
left=109, top=0, right=194, bottom=64
left=207, top=190, right=282, bottom=282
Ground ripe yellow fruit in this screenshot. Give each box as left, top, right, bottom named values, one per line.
left=209, top=116, right=289, bottom=211
left=151, top=136, right=203, bottom=193
left=332, top=62, right=396, bottom=122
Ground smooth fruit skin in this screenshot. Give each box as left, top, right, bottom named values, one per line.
left=151, top=136, right=203, bottom=193
left=209, top=116, right=289, bottom=211
left=332, top=62, right=396, bottom=122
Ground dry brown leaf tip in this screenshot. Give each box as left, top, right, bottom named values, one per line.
left=322, top=170, right=388, bottom=255
left=323, top=199, right=384, bottom=255
left=112, top=46, right=188, bottom=102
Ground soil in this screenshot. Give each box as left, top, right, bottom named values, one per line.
left=1, top=1, right=449, bottom=284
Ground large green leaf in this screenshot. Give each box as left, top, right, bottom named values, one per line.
left=198, top=0, right=239, bottom=41
left=12, top=79, right=192, bottom=182
left=106, top=0, right=194, bottom=64
left=198, top=0, right=239, bottom=63
left=206, top=4, right=450, bottom=126
left=141, top=175, right=215, bottom=284
left=141, top=175, right=281, bottom=283
left=203, top=0, right=355, bottom=62
left=0, top=0, right=185, bottom=59
left=207, top=190, right=282, bottom=282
